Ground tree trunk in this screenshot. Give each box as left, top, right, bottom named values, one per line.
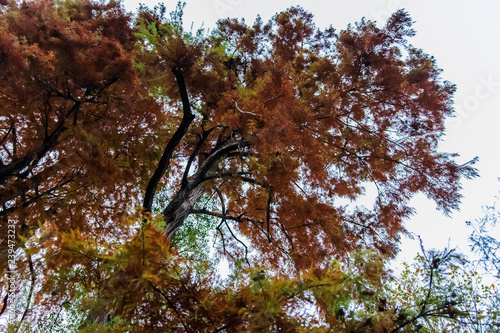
left=163, top=180, right=205, bottom=238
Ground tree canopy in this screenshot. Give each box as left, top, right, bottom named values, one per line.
left=0, top=0, right=486, bottom=332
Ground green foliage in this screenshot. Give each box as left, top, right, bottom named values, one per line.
left=387, top=248, right=500, bottom=332
left=171, top=199, right=219, bottom=264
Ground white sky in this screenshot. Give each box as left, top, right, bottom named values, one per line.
left=122, top=0, right=500, bottom=262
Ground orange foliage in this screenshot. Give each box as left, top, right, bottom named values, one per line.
left=0, top=1, right=477, bottom=331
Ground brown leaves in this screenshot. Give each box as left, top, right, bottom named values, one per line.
left=0, top=3, right=479, bottom=331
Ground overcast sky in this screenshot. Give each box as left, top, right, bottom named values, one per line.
left=123, top=0, right=500, bottom=262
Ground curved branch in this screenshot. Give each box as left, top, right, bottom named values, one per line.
left=143, top=68, right=195, bottom=212
left=223, top=220, right=250, bottom=266
left=197, top=140, right=250, bottom=178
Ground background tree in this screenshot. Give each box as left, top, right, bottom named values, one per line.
left=386, top=245, right=499, bottom=332
left=0, top=0, right=481, bottom=331
left=467, top=182, right=500, bottom=278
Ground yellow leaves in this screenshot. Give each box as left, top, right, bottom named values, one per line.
left=23, top=244, right=41, bottom=256
left=61, top=229, right=93, bottom=254
left=199, top=295, right=214, bottom=311
left=219, top=108, right=240, bottom=129
left=140, top=271, right=159, bottom=285
left=264, top=298, right=280, bottom=317
left=247, top=118, right=259, bottom=134
left=128, top=270, right=158, bottom=292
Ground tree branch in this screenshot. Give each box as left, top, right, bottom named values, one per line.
left=0, top=102, right=80, bottom=186
left=191, top=208, right=250, bottom=224
left=266, top=186, right=273, bottom=242
left=181, top=129, right=213, bottom=186
left=149, top=281, right=192, bottom=332
left=143, top=68, right=195, bottom=212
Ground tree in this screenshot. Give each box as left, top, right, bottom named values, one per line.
left=467, top=182, right=500, bottom=278
left=0, top=1, right=479, bottom=331
left=387, top=245, right=499, bottom=332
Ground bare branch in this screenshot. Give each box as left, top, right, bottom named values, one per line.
left=143, top=68, right=195, bottom=212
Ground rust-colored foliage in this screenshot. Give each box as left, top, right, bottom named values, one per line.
left=0, top=1, right=477, bottom=331
left=134, top=5, right=475, bottom=268
left=0, top=0, right=164, bottom=259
